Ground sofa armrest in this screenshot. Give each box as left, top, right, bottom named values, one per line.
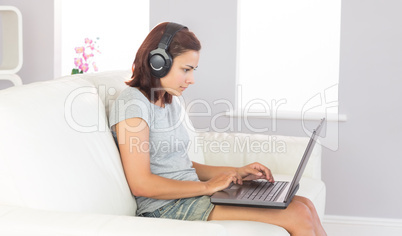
left=0, top=205, right=226, bottom=236
left=196, top=132, right=322, bottom=179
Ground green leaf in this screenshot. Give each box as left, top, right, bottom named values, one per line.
left=71, top=68, right=80, bottom=75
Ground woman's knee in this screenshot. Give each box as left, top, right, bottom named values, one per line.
left=294, top=196, right=317, bottom=212
left=288, top=200, right=315, bottom=231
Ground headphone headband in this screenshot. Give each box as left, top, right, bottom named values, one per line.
left=149, top=22, right=187, bottom=78
left=158, top=23, right=186, bottom=50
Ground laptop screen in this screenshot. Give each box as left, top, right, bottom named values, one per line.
left=284, top=118, right=325, bottom=202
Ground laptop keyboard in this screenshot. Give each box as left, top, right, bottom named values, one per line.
left=237, top=181, right=287, bottom=202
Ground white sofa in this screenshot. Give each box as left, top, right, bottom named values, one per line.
left=0, top=71, right=326, bottom=236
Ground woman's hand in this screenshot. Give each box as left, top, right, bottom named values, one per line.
left=204, top=171, right=241, bottom=195
left=236, top=162, right=274, bottom=184
left=203, top=162, right=274, bottom=195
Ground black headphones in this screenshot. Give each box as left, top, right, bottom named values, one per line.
left=149, top=22, right=187, bottom=78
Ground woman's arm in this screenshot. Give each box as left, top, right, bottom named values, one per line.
left=192, top=162, right=275, bottom=184
left=116, top=118, right=237, bottom=199
left=192, top=162, right=237, bottom=181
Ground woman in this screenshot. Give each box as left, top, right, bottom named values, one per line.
left=109, top=22, right=326, bottom=236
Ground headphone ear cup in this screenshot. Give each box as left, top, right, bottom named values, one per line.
left=148, top=22, right=185, bottom=78
left=149, top=54, right=166, bottom=76
left=149, top=48, right=173, bottom=78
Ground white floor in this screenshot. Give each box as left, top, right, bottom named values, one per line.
left=322, top=215, right=402, bottom=236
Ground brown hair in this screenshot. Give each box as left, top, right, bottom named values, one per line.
left=126, top=22, right=201, bottom=104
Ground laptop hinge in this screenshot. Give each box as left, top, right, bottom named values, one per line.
left=284, top=184, right=299, bottom=203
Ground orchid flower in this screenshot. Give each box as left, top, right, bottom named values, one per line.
left=83, top=53, right=94, bottom=61
left=74, top=58, right=83, bottom=67
left=79, top=63, right=89, bottom=73
left=75, top=47, right=85, bottom=53
left=92, top=62, right=98, bottom=72
left=72, top=37, right=100, bottom=74
left=85, top=38, right=93, bottom=44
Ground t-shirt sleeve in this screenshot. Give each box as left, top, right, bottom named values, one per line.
left=109, top=88, right=152, bottom=132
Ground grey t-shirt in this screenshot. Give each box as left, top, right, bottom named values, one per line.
left=109, top=87, right=199, bottom=215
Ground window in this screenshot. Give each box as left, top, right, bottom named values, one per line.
left=58, top=0, right=149, bottom=76
left=237, top=0, right=342, bottom=120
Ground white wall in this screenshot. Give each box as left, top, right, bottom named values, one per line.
left=325, top=0, right=402, bottom=218
left=150, top=0, right=238, bottom=131
left=0, top=0, right=55, bottom=90
left=2, top=0, right=401, bottom=219
left=150, top=0, right=402, bottom=219
left=59, top=0, right=149, bottom=76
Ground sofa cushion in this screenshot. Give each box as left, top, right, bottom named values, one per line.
left=211, top=220, right=289, bottom=236
left=63, top=70, right=131, bottom=118
left=0, top=205, right=227, bottom=236
left=0, top=77, right=136, bottom=215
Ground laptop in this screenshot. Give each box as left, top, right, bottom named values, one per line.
left=210, top=118, right=325, bottom=209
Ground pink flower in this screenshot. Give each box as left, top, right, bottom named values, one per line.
left=92, top=62, right=98, bottom=72
left=71, top=37, right=100, bottom=74
left=75, top=47, right=85, bottom=53
left=83, top=53, right=94, bottom=61
left=79, top=63, right=89, bottom=72
left=74, top=58, right=83, bottom=67
left=85, top=38, right=93, bottom=45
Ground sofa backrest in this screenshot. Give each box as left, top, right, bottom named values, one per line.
left=77, top=70, right=131, bottom=119
left=198, top=131, right=322, bottom=179
left=0, top=71, right=137, bottom=215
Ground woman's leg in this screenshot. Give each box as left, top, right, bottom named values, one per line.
left=293, top=196, right=327, bottom=236
left=208, top=196, right=326, bottom=236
